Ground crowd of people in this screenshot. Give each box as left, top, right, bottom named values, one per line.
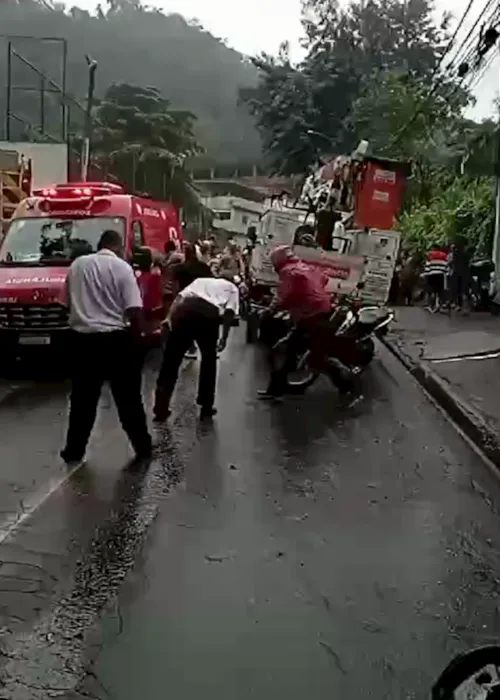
left=391, top=239, right=494, bottom=314
left=59, top=232, right=246, bottom=468
left=58, top=223, right=364, bottom=468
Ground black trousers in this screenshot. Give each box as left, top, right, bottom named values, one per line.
left=63, top=330, right=151, bottom=461
left=154, top=298, right=219, bottom=416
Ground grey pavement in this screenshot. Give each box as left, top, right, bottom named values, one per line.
left=0, top=333, right=500, bottom=698
left=385, top=306, right=500, bottom=438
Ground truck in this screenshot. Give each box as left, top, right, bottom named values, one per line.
left=0, top=149, right=32, bottom=237
left=0, top=143, right=69, bottom=237
left=0, top=180, right=183, bottom=361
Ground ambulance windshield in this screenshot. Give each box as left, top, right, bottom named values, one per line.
left=0, top=217, right=126, bottom=265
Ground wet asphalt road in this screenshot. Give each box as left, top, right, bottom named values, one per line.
left=1, top=334, right=500, bottom=699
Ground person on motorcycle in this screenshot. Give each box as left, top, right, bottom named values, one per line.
left=258, top=245, right=356, bottom=402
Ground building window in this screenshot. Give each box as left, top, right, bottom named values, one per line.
left=242, top=215, right=249, bottom=226
left=214, top=211, right=231, bottom=221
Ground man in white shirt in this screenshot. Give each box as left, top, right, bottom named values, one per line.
left=154, top=276, right=239, bottom=421
left=60, top=229, right=152, bottom=465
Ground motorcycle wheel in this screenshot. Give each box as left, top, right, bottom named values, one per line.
left=357, top=337, right=375, bottom=367
left=432, top=646, right=500, bottom=700
left=273, top=344, right=319, bottom=393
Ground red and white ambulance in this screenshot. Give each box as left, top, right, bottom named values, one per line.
left=0, top=181, right=182, bottom=360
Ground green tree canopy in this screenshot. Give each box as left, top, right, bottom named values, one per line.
left=241, top=0, right=452, bottom=174
left=89, top=83, right=203, bottom=208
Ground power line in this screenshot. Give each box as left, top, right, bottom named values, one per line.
left=467, top=46, right=499, bottom=91
left=387, top=0, right=498, bottom=150
left=446, top=0, right=496, bottom=72
left=448, top=0, right=500, bottom=78
left=441, top=0, right=478, bottom=71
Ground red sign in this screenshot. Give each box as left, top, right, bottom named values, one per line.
left=355, top=158, right=408, bottom=230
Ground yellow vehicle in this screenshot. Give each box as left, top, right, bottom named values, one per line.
left=0, top=149, right=32, bottom=237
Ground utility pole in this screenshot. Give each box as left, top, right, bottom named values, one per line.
left=81, top=55, right=97, bottom=181
left=491, top=48, right=500, bottom=271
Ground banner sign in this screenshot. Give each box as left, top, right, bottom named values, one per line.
left=354, top=159, right=408, bottom=230
left=294, top=246, right=366, bottom=296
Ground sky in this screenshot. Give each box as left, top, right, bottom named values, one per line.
left=80, top=0, right=499, bottom=120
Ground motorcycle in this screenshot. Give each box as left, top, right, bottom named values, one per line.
left=268, top=295, right=394, bottom=393
left=433, top=646, right=500, bottom=700
left=245, top=283, right=276, bottom=344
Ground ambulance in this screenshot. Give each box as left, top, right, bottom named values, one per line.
left=0, top=181, right=182, bottom=360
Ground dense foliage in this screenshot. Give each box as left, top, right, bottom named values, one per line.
left=241, top=0, right=452, bottom=175
left=240, top=0, right=498, bottom=256
left=0, top=0, right=261, bottom=165
left=399, top=178, right=496, bottom=256
left=88, top=83, right=203, bottom=207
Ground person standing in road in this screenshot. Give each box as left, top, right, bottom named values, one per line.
left=160, top=239, right=183, bottom=314
left=60, top=229, right=152, bottom=466
left=448, top=237, right=472, bottom=312
left=173, top=242, right=212, bottom=291
left=424, top=244, right=448, bottom=312
left=153, top=276, right=239, bottom=421
left=172, top=242, right=213, bottom=359
left=134, top=246, right=164, bottom=341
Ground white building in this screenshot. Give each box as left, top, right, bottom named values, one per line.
left=200, top=194, right=265, bottom=246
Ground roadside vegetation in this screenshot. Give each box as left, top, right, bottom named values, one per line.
left=241, top=0, right=498, bottom=257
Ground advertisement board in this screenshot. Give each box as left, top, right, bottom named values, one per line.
left=352, top=229, right=401, bottom=304
left=354, top=159, right=408, bottom=230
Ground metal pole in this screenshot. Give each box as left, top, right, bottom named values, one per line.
left=81, top=56, right=97, bottom=181
left=5, top=42, right=12, bottom=140
left=40, top=74, right=45, bottom=136
left=492, top=65, right=500, bottom=268
left=61, top=38, right=68, bottom=141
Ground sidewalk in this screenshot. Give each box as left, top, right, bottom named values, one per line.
left=382, top=306, right=500, bottom=468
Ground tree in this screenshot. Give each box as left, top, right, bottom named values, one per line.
left=241, top=0, right=451, bottom=174
left=349, top=69, right=471, bottom=202
left=91, top=83, right=203, bottom=207
left=399, top=177, right=495, bottom=256
left=240, top=43, right=318, bottom=175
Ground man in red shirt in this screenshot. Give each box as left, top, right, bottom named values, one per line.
left=258, top=245, right=355, bottom=400
left=134, top=248, right=164, bottom=341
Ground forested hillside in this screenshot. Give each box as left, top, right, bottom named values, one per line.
left=0, top=0, right=262, bottom=164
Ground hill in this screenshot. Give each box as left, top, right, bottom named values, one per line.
left=0, top=0, right=262, bottom=164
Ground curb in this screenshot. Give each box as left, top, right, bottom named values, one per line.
left=381, top=334, right=500, bottom=470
